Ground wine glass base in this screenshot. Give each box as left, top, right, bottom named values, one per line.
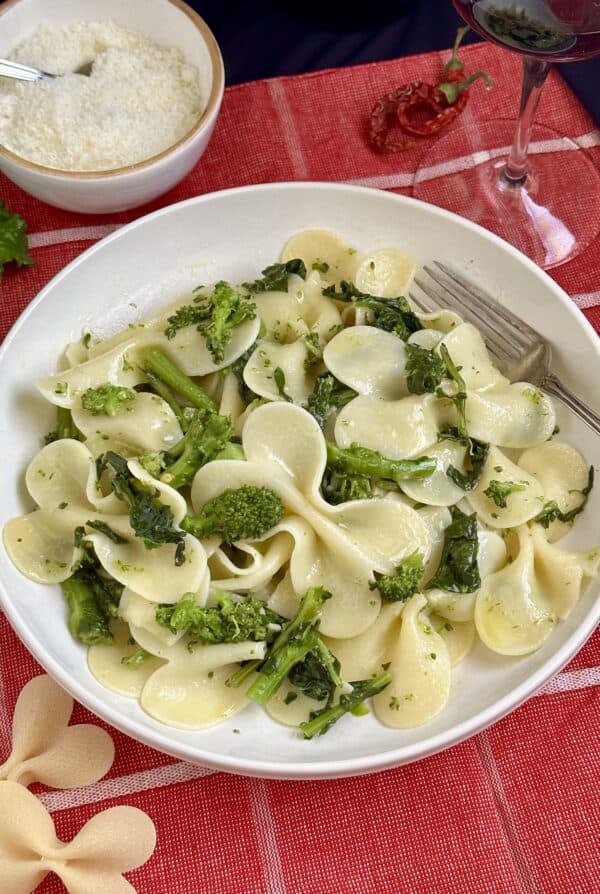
left=412, top=120, right=600, bottom=269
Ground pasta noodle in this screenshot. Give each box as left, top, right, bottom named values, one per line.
left=2, top=229, right=598, bottom=739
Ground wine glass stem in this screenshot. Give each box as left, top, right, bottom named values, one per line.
left=502, top=57, right=552, bottom=186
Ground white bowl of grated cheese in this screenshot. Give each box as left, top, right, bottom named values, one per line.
left=0, top=0, right=224, bottom=213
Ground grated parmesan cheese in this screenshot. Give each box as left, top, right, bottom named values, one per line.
left=0, top=22, right=207, bottom=171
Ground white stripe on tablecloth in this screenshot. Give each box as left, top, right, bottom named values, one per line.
left=476, top=734, right=543, bottom=894
left=572, top=290, right=600, bottom=310
left=28, top=224, right=122, bottom=248
left=267, top=79, right=311, bottom=181
left=538, top=665, right=600, bottom=695
left=346, top=129, right=600, bottom=190
left=37, top=760, right=215, bottom=812
left=14, top=664, right=596, bottom=813
left=248, top=778, right=287, bottom=894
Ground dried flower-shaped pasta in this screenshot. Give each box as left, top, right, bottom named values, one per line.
left=0, top=675, right=114, bottom=789
left=0, top=780, right=155, bottom=894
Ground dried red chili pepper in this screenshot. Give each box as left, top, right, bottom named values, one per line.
left=368, top=26, right=492, bottom=152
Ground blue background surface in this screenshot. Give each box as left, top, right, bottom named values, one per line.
left=190, top=1, right=600, bottom=123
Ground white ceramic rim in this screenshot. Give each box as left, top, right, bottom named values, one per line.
left=0, top=181, right=598, bottom=780
left=0, top=0, right=225, bottom=179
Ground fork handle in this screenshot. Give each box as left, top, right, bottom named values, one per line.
left=542, top=373, right=600, bottom=435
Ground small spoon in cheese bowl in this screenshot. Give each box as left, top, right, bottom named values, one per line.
left=0, top=58, right=93, bottom=80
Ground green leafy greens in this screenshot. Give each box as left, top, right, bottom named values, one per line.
left=0, top=202, right=34, bottom=279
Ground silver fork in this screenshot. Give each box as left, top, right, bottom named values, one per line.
left=409, top=263, right=600, bottom=435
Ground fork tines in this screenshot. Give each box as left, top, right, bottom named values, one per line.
left=409, top=262, right=539, bottom=360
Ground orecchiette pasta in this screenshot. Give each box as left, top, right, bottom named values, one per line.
left=3, top=229, right=598, bottom=738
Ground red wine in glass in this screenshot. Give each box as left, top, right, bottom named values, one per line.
left=412, top=2, right=600, bottom=267
left=455, top=0, right=600, bottom=60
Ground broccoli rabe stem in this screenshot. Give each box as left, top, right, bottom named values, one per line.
left=141, top=347, right=217, bottom=413
left=326, top=442, right=436, bottom=482
left=299, top=672, right=392, bottom=739
left=143, top=369, right=186, bottom=425
left=61, top=577, right=114, bottom=646
left=246, top=586, right=331, bottom=705
left=161, top=411, right=233, bottom=490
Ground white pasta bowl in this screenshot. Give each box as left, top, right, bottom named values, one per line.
left=0, top=182, right=598, bottom=779
left=0, top=0, right=224, bottom=213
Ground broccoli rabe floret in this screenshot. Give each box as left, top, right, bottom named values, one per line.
left=80, top=383, right=135, bottom=416
left=164, top=281, right=256, bottom=364
left=483, top=478, right=528, bottom=508
left=369, top=550, right=424, bottom=602
left=181, top=485, right=284, bottom=543
left=304, top=373, right=357, bottom=429
left=155, top=591, right=283, bottom=646
left=245, top=586, right=334, bottom=705
left=160, top=409, right=233, bottom=490
left=326, top=442, right=436, bottom=485
left=299, top=672, right=392, bottom=739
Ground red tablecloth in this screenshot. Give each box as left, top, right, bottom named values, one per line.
left=1, top=42, right=599, bottom=894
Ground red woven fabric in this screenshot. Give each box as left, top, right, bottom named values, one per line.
left=1, top=42, right=599, bottom=894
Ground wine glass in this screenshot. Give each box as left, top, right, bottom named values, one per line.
left=412, top=1, right=600, bottom=269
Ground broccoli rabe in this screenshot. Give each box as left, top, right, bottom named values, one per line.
left=156, top=591, right=283, bottom=646
left=246, top=586, right=334, bottom=705
left=288, top=639, right=344, bottom=703
left=321, top=467, right=372, bottom=505
left=164, top=281, right=257, bottom=364
left=534, top=466, right=594, bottom=528
left=141, top=347, right=217, bottom=414
left=426, top=506, right=480, bottom=593
left=405, top=343, right=447, bottom=394
left=80, top=383, right=135, bottom=417
left=437, top=345, right=469, bottom=440
left=299, top=672, right=392, bottom=739
left=369, top=550, right=424, bottom=602
left=273, top=367, right=292, bottom=402
left=305, top=373, right=357, bottom=429
left=303, top=332, right=323, bottom=371
left=230, top=342, right=260, bottom=405
left=121, top=649, right=153, bottom=668
left=483, top=478, right=528, bottom=508
left=61, top=574, right=116, bottom=646
left=322, top=281, right=422, bottom=341
left=63, top=529, right=124, bottom=646
left=181, top=485, right=284, bottom=543
left=100, top=451, right=187, bottom=564
left=157, top=408, right=233, bottom=490
left=446, top=435, right=489, bottom=492
left=242, top=259, right=307, bottom=293
left=326, top=442, right=436, bottom=485
left=44, top=406, right=80, bottom=444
